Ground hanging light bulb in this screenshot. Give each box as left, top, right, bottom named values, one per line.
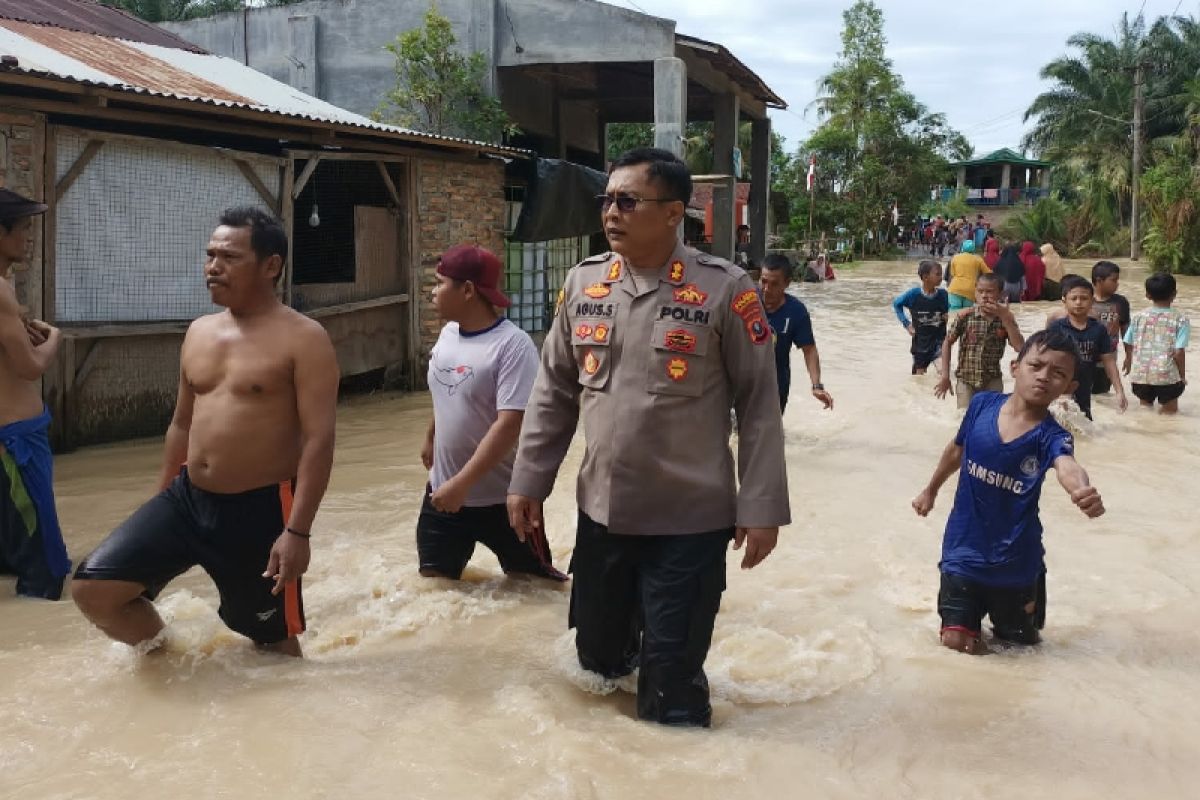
left=308, top=203, right=320, bottom=227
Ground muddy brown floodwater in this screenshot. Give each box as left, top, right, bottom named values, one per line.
left=2, top=260, right=1198, bottom=799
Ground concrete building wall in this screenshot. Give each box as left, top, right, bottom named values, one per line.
left=414, top=156, right=505, bottom=362
left=163, top=0, right=499, bottom=121
left=162, top=0, right=671, bottom=143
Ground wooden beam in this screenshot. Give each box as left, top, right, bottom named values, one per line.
left=281, top=158, right=295, bottom=308
left=292, top=155, right=321, bottom=199
left=233, top=158, right=280, bottom=213
left=375, top=161, right=402, bottom=207
left=72, top=339, right=102, bottom=389
left=304, top=293, right=409, bottom=319
left=288, top=150, right=411, bottom=164
left=54, top=139, right=103, bottom=202
left=62, top=321, right=189, bottom=338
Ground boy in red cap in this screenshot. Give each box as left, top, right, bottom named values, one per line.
left=417, top=244, right=566, bottom=581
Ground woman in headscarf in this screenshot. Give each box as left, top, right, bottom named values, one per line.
left=944, top=239, right=991, bottom=311
left=1019, top=241, right=1046, bottom=301
left=994, top=244, right=1026, bottom=303
left=1040, top=243, right=1065, bottom=300
left=983, top=234, right=1001, bottom=269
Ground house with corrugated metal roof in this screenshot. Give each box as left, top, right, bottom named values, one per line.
left=162, top=0, right=786, bottom=325
left=0, top=0, right=520, bottom=449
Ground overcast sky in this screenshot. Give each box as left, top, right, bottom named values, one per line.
left=616, top=0, right=1198, bottom=157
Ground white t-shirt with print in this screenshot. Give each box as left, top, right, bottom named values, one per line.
left=428, top=318, right=539, bottom=506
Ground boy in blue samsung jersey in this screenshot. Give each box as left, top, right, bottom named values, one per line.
left=912, top=328, right=1105, bottom=654
left=892, top=259, right=949, bottom=374
left=760, top=254, right=834, bottom=412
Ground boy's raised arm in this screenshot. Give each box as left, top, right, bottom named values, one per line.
left=1054, top=455, right=1105, bottom=518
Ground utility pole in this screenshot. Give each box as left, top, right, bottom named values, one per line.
left=1131, top=59, right=1145, bottom=261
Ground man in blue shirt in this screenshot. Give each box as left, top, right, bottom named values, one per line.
left=912, top=328, right=1105, bottom=654
left=760, top=254, right=834, bottom=412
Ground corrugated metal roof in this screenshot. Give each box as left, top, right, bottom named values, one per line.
left=0, top=18, right=525, bottom=156
left=676, top=34, right=786, bottom=110
left=0, top=0, right=203, bottom=52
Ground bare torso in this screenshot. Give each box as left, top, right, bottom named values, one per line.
left=182, top=306, right=318, bottom=493
left=0, top=279, right=44, bottom=427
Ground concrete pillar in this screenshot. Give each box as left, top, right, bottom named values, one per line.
left=712, top=92, right=739, bottom=261
left=288, top=15, right=318, bottom=96
left=1000, top=162, right=1011, bottom=189
left=749, top=117, right=770, bottom=267
left=956, top=166, right=966, bottom=192
left=1040, top=168, right=1051, bottom=190
left=653, top=57, right=687, bottom=158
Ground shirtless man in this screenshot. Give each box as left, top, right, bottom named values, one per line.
left=72, top=207, right=339, bottom=656
left=0, top=189, right=71, bottom=599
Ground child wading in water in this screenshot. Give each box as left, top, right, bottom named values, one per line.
left=934, top=273, right=1024, bottom=409
left=1124, top=272, right=1190, bottom=414
left=913, top=329, right=1106, bottom=654
left=1047, top=275, right=1128, bottom=419
left=892, top=259, right=949, bottom=375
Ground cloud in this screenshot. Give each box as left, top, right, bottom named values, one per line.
left=624, top=0, right=1162, bottom=155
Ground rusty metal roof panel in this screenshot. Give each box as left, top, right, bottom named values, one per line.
left=0, top=19, right=527, bottom=156
left=0, top=0, right=204, bottom=52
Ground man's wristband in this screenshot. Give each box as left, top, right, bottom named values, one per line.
left=286, top=526, right=311, bottom=539
left=812, top=383, right=824, bottom=391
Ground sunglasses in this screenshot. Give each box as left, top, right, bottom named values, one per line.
left=595, top=194, right=677, bottom=213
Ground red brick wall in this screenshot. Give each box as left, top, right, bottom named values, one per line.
left=415, top=156, right=505, bottom=367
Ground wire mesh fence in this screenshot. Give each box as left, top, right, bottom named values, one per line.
left=502, top=193, right=586, bottom=334
left=54, top=129, right=280, bottom=324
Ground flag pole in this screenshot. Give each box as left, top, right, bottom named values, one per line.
left=806, top=155, right=815, bottom=244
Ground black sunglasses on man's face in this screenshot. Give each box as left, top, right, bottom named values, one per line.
left=595, top=194, right=676, bottom=213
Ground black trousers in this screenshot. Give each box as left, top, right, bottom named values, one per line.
left=569, top=511, right=732, bottom=727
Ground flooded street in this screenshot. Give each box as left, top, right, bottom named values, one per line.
left=3, top=260, right=1199, bottom=799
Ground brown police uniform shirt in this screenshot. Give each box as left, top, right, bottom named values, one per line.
left=509, top=243, right=791, bottom=535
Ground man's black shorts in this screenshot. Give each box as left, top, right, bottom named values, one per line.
left=416, top=486, right=567, bottom=581
left=74, top=468, right=304, bottom=644
left=937, top=571, right=1045, bottom=645
left=1131, top=381, right=1186, bottom=405
left=912, top=340, right=943, bottom=373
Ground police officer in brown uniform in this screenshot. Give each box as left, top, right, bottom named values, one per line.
left=507, top=148, right=789, bottom=727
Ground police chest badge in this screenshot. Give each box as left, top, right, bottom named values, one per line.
left=666, top=357, right=689, bottom=381
left=583, top=349, right=600, bottom=375
left=664, top=328, right=697, bottom=353
left=575, top=323, right=594, bottom=340
left=593, top=324, right=610, bottom=343
left=584, top=283, right=611, bottom=299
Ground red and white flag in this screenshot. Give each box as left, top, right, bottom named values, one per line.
left=806, top=155, right=816, bottom=192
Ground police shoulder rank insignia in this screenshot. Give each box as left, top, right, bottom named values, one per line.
left=673, top=284, right=708, bottom=306
left=668, top=260, right=686, bottom=283
left=606, top=259, right=622, bottom=282
left=583, top=349, right=600, bottom=375
left=666, top=356, right=689, bottom=381
left=555, top=288, right=565, bottom=315
left=575, top=323, right=594, bottom=340
left=593, top=324, right=610, bottom=343
left=664, top=328, right=697, bottom=353
left=584, top=283, right=611, bottom=299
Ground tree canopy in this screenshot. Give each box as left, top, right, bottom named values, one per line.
left=795, top=1, right=969, bottom=251
left=102, top=0, right=302, bottom=23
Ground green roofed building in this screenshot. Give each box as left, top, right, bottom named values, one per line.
left=937, top=148, right=1052, bottom=206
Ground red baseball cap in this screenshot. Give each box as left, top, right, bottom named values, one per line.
left=437, top=244, right=511, bottom=308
